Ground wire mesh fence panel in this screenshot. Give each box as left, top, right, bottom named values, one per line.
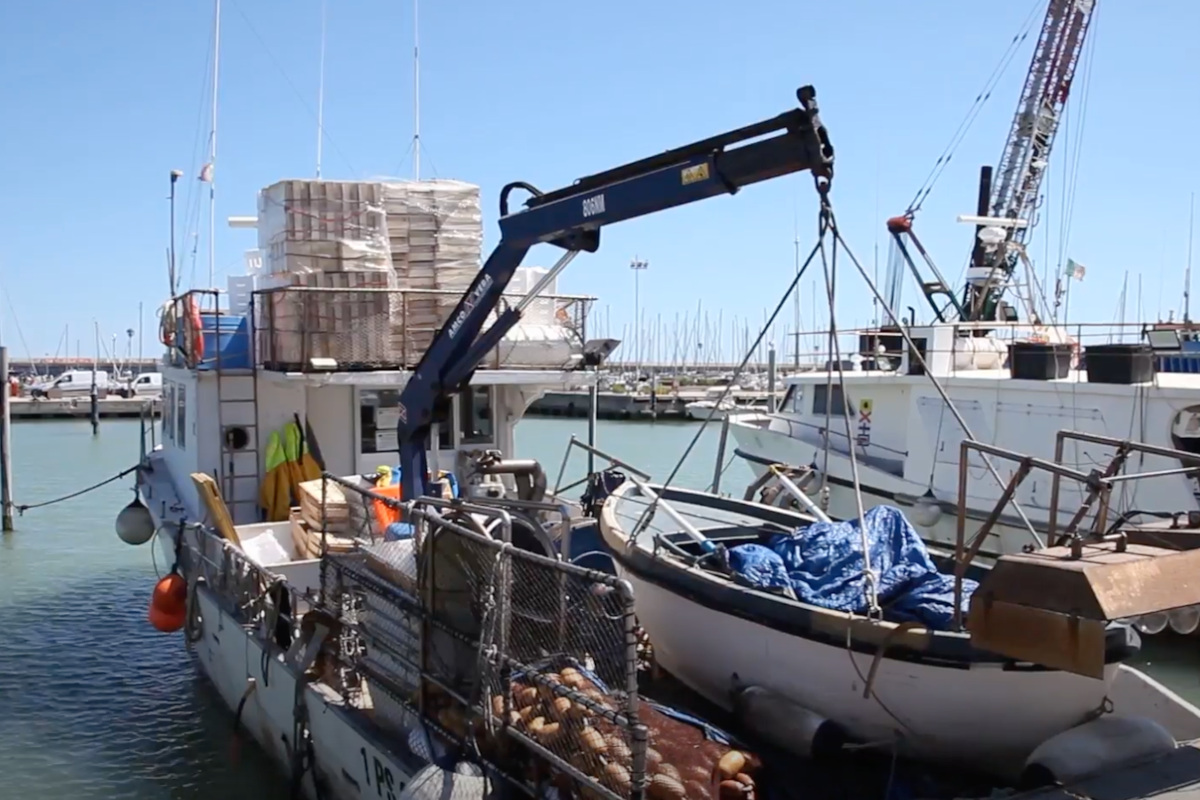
left=315, top=483, right=647, bottom=800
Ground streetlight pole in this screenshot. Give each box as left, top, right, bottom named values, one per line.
left=630, top=257, right=648, bottom=373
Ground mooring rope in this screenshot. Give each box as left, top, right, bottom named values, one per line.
left=16, top=463, right=140, bottom=514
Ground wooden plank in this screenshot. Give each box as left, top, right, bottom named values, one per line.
left=966, top=596, right=1107, bottom=678
left=191, top=472, right=242, bottom=548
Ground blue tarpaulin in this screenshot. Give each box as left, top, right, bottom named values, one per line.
left=727, top=505, right=976, bottom=630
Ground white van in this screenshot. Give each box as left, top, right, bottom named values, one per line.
left=30, top=370, right=110, bottom=398
left=122, top=372, right=162, bottom=398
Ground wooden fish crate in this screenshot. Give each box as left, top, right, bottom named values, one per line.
left=289, top=509, right=356, bottom=559
left=297, top=478, right=351, bottom=534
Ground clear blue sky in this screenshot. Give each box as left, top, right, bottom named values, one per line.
left=0, top=1, right=1196, bottom=361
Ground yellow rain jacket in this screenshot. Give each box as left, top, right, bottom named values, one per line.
left=258, top=430, right=291, bottom=522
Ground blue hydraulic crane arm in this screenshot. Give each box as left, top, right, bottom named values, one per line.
left=395, top=85, right=834, bottom=502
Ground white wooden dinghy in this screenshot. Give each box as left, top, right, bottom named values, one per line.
left=597, top=481, right=1166, bottom=778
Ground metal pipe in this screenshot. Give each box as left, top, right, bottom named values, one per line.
left=711, top=415, right=731, bottom=494
left=627, top=479, right=716, bottom=554
left=567, top=438, right=652, bottom=480
left=587, top=378, right=598, bottom=475
left=515, top=250, right=581, bottom=313
left=769, top=465, right=831, bottom=523
left=964, top=439, right=1092, bottom=484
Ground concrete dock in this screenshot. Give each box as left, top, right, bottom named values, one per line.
left=9, top=396, right=160, bottom=420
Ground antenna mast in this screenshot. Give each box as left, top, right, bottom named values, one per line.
left=412, top=0, right=421, bottom=181
left=316, top=0, right=327, bottom=178
left=207, top=0, right=222, bottom=289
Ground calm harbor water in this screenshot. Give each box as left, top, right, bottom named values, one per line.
left=0, top=417, right=1196, bottom=798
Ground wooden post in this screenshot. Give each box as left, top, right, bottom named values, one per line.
left=1, top=346, right=13, bottom=531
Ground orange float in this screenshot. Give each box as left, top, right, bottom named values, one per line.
left=148, top=572, right=189, bottom=632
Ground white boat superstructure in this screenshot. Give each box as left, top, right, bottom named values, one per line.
left=132, top=176, right=627, bottom=800
left=728, top=321, right=1200, bottom=562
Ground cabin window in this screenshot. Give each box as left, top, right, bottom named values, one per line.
left=163, top=382, right=175, bottom=443
left=360, top=389, right=451, bottom=455
left=811, top=383, right=849, bottom=417
left=780, top=385, right=803, bottom=414
left=176, top=384, right=187, bottom=449
left=458, top=386, right=494, bottom=445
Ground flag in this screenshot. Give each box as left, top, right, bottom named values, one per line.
left=1064, top=258, right=1086, bottom=281
left=198, top=162, right=214, bottom=182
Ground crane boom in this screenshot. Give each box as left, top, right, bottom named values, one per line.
left=394, top=87, right=834, bottom=503
left=965, top=0, right=1096, bottom=321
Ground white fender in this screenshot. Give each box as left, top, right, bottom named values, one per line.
left=1020, top=715, right=1176, bottom=789
left=399, top=762, right=490, bottom=800
left=731, top=682, right=847, bottom=759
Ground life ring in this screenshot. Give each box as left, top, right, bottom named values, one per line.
left=180, top=295, right=205, bottom=367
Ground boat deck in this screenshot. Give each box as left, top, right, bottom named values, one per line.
left=1013, top=740, right=1200, bottom=800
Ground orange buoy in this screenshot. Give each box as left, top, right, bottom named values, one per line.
left=148, top=601, right=186, bottom=633
left=152, top=572, right=188, bottom=616
left=149, top=572, right=189, bottom=632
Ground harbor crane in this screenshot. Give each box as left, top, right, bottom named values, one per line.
left=889, top=0, right=1097, bottom=324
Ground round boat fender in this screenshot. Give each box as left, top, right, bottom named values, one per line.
left=398, top=762, right=490, bottom=800
left=730, top=679, right=847, bottom=759
left=1020, top=715, right=1176, bottom=789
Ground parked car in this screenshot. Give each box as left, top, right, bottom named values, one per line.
left=29, top=370, right=110, bottom=398
left=119, top=372, right=162, bottom=398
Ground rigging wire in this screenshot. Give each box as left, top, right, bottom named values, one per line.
left=817, top=207, right=877, bottom=614
left=906, top=0, right=1046, bottom=215
left=822, top=210, right=1044, bottom=547
left=227, top=0, right=358, bottom=178
left=16, top=464, right=140, bottom=514
left=653, top=232, right=827, bottom=494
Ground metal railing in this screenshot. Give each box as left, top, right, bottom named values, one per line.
left=951, top=430, right=1200, bottom=628
left=254, top=285, right=594, bottom=372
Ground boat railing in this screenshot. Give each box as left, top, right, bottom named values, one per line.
left=252, top=285, right=595, bottom=373
left=772, top=319, right=1181, bottom=376
left=314, top=473, right=648, bottom=800
left=951, top=431, right=1200, bottom=628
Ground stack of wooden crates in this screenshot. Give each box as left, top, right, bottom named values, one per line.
left=256, top=178, right=482, bottom=368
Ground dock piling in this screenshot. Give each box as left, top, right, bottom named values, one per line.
left=1, top=347, right=14, bottom=531
left=768, top=345, right=778, bottom=413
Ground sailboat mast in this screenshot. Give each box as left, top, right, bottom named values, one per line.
left=412, top=0, right=421, bottom=181
left=207, top=0, right=222, bottom=289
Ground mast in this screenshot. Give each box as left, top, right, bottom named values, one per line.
left=1186, top=192, right=1195, bottom=324
left=965, top=0, right=1096, bottom=321
left=207, top=0, right=222, bottom=288
left=412, top=0, right=421, bottom=181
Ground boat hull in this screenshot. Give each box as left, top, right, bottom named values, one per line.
left=615, top=562, right=1115, bottom=777
left=187, top=585, right=419, bottom=800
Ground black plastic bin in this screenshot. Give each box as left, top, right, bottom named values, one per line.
left=1084, top=343, right=1155, bottom=385
left=1008, top=341, right=1072, bottom=380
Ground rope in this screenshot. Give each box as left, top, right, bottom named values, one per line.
left=16, top=464, right=139, bottom=514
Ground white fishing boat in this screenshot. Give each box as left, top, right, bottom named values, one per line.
left=729, top=0, right=1200, bottom=567
left=596, top=460, right=1200, bottom=781
left=116, top=86, right=838, bottom=799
